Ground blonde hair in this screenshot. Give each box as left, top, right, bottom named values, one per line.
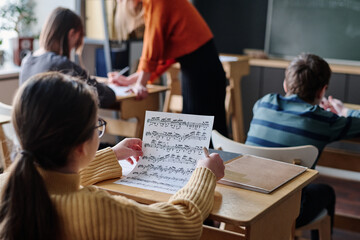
left=115, top=0, right=145, bottom=41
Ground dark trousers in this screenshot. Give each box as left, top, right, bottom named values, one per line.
left=296, top=183, right=336, bottom=240
left=177, top=39, right=228, bottom=137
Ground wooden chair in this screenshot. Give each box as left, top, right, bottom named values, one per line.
left=162, top=63, right=182, bottom=113
left=0, top=102, right=18, bottom=170
left=211, top=130, right=331, bottom=240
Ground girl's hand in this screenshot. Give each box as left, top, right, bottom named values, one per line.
left=196, top=153, right=225, bottom=181
left=112, top=138, right=143, bottom=164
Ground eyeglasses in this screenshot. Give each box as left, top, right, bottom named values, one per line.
left=94, top=117, right=107, bottom=138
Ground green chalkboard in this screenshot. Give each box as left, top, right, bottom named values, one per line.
left=265, top=0, right=360, bottom=64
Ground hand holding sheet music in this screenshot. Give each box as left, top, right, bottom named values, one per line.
left=115, top=111, right=214, bottom=193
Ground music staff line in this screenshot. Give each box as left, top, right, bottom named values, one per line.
left=136, top=164, right=195, bottom=175
left=142, top=154, right=197, bottom=165
left=145, top=130, right=207, bottom=142
left=147, top=117, right=211, bottom=130
left=144, top=140, right=203, bottom=155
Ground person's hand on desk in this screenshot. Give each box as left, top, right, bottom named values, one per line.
left=197, top=153, right=225, bottom=181
left=131, top=82, right=148, bottom=100
left=128, top=71, right=151, bottom=100
left=111, top=138, right=143, bottom=165
left=107, top=72, right=139, bottom=86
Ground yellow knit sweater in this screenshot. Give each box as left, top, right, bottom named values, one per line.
left=0, top=148, right=216, bottom=239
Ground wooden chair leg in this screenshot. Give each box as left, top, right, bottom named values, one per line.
left=319, top=215, right=331, bottom=240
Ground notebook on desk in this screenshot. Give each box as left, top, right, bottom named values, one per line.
left=218, top=155, right=307, bottom=194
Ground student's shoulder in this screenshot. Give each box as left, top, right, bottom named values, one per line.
left=257, top=93, right=281, bottom=103
left=46, top=53, right=87, bottom=77
left=45, top=52, right=75, bottom=67
left=311, top=104, right=342, bottom=120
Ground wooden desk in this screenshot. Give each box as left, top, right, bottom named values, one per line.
left=96, top=168, right=317, bottom=240
left=249, top=58, right=360, bottom=75
left=163, top=55, right=250, bottom=143
left=0, top=114, right=11, bottom=169
left=101, top=83, right=169, bottom=138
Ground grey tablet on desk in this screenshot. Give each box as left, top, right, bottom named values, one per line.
left=209, top=149, right=242, bottom=162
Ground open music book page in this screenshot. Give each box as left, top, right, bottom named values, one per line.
left=107, top=84, right=131, bottom=96
left=219, top=155, right=307, bottom=194
left=115, top=111, right=214, bottom=194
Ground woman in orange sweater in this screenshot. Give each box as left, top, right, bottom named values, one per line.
left=108, top=0, right=228, bottom=136
left=0, top=72, right=224, bottom=239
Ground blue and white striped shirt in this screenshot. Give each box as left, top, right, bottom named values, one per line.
left=246, top=94, right=360, bottom=162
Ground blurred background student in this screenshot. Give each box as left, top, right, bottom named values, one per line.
left=19, top=7, right=115, bottom=108
left=108, top=0, right=228, bottom=136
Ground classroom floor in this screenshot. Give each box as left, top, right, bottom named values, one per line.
left=332, top=228, right=360, bottom=240
left=312, top=174, right=360, bottom=240
left=300, top=228, right=360, bottom=240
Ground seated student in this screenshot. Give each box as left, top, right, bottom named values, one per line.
left=245, top=53, right=360, bottom=240
left=19, top=7, right=116, bottom=108
left=0, top=72, right=224, bottom=239
left=246, top=53, right=360, bottom=162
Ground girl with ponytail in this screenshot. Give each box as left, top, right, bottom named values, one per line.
left=0, top=72, right=224, bottom=239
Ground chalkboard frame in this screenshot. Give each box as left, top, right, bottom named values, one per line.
left=264, top=0, right=360, bottom=66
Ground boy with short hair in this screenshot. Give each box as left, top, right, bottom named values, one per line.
left=246, top=53, right=360, bottom=167
left=246, top=53, right=360, bottom=240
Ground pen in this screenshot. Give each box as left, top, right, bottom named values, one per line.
left=203, top=147, right=210, bottom=158
left=117, top=66, right=130, bottom=77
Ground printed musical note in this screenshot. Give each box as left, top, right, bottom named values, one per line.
left=145, top=130, right=207, bottom=142
left=147, top=117, right=210, bottom=130
left=142, top=154, right=197, bottom=165
left=115, top=111, right=214, bottom=194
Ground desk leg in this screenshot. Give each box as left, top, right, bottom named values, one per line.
left=246, top=191, right=301, bottom=240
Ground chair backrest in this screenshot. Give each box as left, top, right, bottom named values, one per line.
left=0, top=102, right=12, bottom=116
left=0, top=102, right=19, bottom=170
left=211, top=130, right=318, bottom=168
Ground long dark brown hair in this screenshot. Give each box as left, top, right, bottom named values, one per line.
left=39, top=7, right=84, bottom=58
left=0, top=72, right=98, bottom=240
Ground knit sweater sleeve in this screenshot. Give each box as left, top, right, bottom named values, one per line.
left=133, top=167, right=216, bottom=239
left=79, top=147, right=122, bottom=186
left=56, top=167, right=216, bottom=239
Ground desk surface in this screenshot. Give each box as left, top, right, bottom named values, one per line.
left=96, top=168, right=317, bottom=226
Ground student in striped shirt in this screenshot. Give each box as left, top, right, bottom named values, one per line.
left=246, top=53, right=360, bottom=240
left=246, top=54, right=360, bottom=166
